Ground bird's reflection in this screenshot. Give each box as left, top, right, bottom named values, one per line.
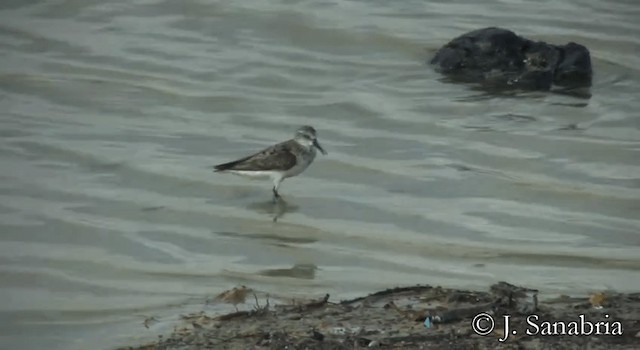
left=246, top=198, right=299, bottom=222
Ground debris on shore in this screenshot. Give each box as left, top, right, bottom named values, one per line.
left=121, top=282, right=640, bottom=350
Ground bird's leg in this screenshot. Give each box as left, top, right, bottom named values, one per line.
left=272, top=186, right=281, bottom=203
left=272, top=177, right=283, bottom=203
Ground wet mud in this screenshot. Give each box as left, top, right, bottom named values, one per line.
left=122, top=282, right=640, bottom=350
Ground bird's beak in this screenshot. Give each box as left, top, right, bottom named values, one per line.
left=313, top=139, right=327, bottom=155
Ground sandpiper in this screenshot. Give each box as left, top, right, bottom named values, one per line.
left=212, top=285, right=251, bottom=312
left=214, top=125, right=327, bottom=201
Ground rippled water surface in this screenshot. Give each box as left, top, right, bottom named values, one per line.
left=1, top=0, right=639, bottom=349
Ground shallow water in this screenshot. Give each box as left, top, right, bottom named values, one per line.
left=0, top=0, right=639, bottom=349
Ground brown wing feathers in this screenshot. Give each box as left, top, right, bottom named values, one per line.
left=213, top=154, right=253, bottom=172
left=214, top=141, right=298, bottom=172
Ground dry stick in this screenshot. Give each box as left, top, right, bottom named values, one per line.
left=253, top=293, right=270, bottom=313
left=340, top=285, right=434, bottom=305
left=216, top=310, right=251, bottom=321
left=254, top=293, right=261, bottom=309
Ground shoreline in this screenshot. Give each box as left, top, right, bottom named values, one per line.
left=120, top=282, right=640, bottom=349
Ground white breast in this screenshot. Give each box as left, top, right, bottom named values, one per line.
left=227, top=170, right=279, bottom=179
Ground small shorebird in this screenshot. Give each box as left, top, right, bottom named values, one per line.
left=213, top=285, right=251, bottom=312
left=213, top=125, right=327, bottom=202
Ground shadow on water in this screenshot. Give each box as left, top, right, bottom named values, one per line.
left=550, top=87, right=592, bottom=100
left=246, top=198, right=299, bottom=223
left=216, top=230, right=316, bottom=244
left=440, top=77, right=593, bottom=102
left=256, top=263, right=318, bottom=280
left=456, top=87, right=592, bottom=102
left=141, top=206, right=165, bottom=211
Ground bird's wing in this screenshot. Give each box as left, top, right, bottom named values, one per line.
left=214, top=140, right=298, bottom=172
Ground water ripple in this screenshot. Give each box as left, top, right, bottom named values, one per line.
left=0, top=0, right=639, bottom=349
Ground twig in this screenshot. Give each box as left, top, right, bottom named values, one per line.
left=340, top=285, right=434, bottom=305
left=216, top=310, right=251, bottom=321
left=254, top=293, right=261, bottom=308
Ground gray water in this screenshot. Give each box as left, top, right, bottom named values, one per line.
left=1, top=0, right=639, bottom=349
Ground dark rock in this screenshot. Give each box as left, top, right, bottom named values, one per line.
left=430, top=27, right=592, bottom=91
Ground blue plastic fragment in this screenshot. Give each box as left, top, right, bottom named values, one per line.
left=424, top=316, right=432, bottom=328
